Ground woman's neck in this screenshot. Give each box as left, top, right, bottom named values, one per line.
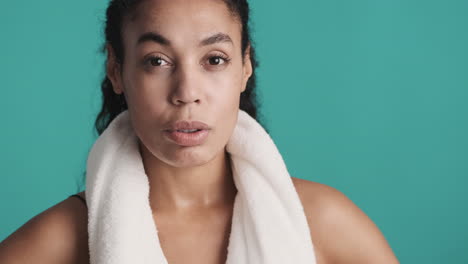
left=139, top=142, right=237, bottom=213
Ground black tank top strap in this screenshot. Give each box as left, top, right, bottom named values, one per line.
left=69, top=194, right=87, bottom=207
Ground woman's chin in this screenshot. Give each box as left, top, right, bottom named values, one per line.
left=159, top=146, right=215, bottom=168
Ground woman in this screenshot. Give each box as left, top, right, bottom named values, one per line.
left=0, top=0, right=399, bottom=263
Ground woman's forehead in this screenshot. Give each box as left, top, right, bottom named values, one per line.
left=123, top=0, right=241, bottom=49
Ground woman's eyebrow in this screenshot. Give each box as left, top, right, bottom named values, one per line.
left=136, top=31, right=233, bottom=47
left=199, top=32, right=233, bottom=46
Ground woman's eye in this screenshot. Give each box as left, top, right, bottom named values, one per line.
left=208, top=56, right=223, bottom=65
left=147, top=56, right=169, bottom=67
left=207, top=55, right=230, bottom=66
left=144, top=54, right=230, bottom=69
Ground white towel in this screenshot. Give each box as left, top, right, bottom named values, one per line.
left=85, top=109, right=316, bottom=264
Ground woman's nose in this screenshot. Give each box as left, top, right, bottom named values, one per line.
left=170, top=64, right=202, bottom=106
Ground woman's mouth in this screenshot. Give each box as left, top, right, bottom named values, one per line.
left=176, top=129, right=201, bottom=133
left=164, top=129, right=210, bottom=146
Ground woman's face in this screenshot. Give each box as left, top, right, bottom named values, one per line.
left=108, top=0, right=252, bottom=168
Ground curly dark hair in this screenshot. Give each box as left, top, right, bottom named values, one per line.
left=94, top=0, right=266, bottom=135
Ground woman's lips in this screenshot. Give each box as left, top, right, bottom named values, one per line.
left=163, top=129, right=210, bottom=147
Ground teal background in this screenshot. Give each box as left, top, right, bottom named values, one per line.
left=1, top=0, right=467, bottom=262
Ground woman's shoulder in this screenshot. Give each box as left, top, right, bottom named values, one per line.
left=290, top=177, right=399, bottom=264
left=0, top=191, right=89, bottom=264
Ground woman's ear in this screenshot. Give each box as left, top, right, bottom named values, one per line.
left=241, top=44, right=253, bottom=93
left=106, top=43, right=124, bottom=95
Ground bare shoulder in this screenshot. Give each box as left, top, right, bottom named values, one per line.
left=291, top=177, right=399, bottom=264
left=0, top=191, right=89, bottom=264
